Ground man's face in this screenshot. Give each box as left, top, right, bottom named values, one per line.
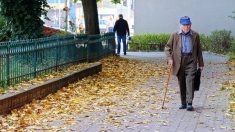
left=181, top=24, right=191, bottom=33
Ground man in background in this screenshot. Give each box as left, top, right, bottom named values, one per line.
left=113, top=14, right=130, bottom=55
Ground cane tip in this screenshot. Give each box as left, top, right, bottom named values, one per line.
left=161, top=106, right=167, bottom=109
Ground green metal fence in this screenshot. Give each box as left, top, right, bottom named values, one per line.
left=0, top=33, right=115, bottom=88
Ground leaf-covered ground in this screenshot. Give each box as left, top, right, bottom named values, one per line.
left=0, top=56, right=168, bottom=131
left=224, top=59, right=235, bottom=122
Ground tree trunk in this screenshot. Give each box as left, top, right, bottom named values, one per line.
left=81, top=0, right=100, bottom=34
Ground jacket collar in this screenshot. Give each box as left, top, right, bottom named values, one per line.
left=178, top=30, right=192, bottom=36
left=177, top=30, right=197, bottom=49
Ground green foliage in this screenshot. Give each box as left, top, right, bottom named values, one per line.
left=209, top=30, right=232, bottom=54
left=0, top=27, right=12, bottom=41
left=201, top=30, right=234, bottom=58
left=0, top=0, right=49, bottom=40
left=52, top=31, right=72, bottom=37
left=0, top=15, right=5, bottom=28
left=200, top=30, right=233, bottom=54
left=131, top=34, right=170, bottom=45
left=110, top=0, right=121, bottom=4
left=231, top=37, right=235, bottom=53
left=129, top=34, right=170, bottom=51
left=0, top=15, right=11, bottom=41
left=129, top=30, right=234, bottom=54
left=227, top=38, right=235, bottom=60
left=158, top=34, right=170, bottom=44
left=200, top=33, right=211, bottom=51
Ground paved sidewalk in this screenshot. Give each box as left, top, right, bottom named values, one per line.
left=120, top=51, right=235, bottom=132
left=63, top=52, right=235, bottom=132
left=24, top=51, right=234, bottom=132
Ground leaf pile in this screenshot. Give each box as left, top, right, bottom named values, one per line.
left=224, top=80, right=235, bottom=120
left=0, top=56, right=167, bottom=131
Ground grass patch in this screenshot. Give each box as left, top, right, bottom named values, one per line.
left=229, top=95, right=235, bottom=102
left=228, top=52, right=235, bottom=61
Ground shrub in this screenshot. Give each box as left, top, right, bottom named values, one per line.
left=200, top=34, right=211, bottom=51
left=128, top=31, right=234, bottom=54
left=129, top=34, right=170, bottom=51
left=230, top=37, right=235, bottom=54
left=0, top=15, right=5, bottom=28
left=0, top=15, right=11, bottom=41
left=228, top=38, right=235, bottom=60
left=158, top=34, right=170, bottom=50
left=209, top=30, right=232, bottom=54
left=0, top=0, right=49, bottom=40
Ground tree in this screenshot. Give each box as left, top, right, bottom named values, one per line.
left=81, top=0, right=100, bottom=34
left=0, top=0, right=49, bottom=39
left=75, top=0, right=121, bottom=35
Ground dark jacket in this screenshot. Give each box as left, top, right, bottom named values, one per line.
left=113, top=18, right=130, bottom=36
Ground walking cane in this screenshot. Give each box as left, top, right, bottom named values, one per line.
left=162, top=66, right=172, bottom=109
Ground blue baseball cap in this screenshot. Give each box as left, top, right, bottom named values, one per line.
left=180, top=16, right=191, bottom=25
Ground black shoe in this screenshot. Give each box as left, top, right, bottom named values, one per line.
left=124, top=53, right=126, bottom=55
left=186, top=105, right=194, bottom=111
left=179, top=105, right=187, bottom=109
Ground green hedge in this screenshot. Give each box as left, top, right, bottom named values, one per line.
left=210, top=30, right=233, bottom=53
left=128, top=34, right=170, bottom=51
left=129, top=30, right=234, bottom=54
left=200, top=30, right=233, bottom=54
left=228, top=38, right=235, bottom=59
left=200, top=34, right=211, bottom=51
left=128, top=33, right=213, bottom=51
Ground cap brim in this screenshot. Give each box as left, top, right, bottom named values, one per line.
left=180, top=22, right=191, bottom=25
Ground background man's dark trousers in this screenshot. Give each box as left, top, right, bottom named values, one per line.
left=117, top=35, right=127, bottom=55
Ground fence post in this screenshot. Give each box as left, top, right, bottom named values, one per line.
left=112, top=34, right=116, bottom=54
left=56, top=37, right=59, bottom=71
left=6, top=44, right=10, bottom=86
left=33, top=40, right=37, bottom=78
left=86, top=38, right=89, bottom=62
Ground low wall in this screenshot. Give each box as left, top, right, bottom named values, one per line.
left=0, top=63, right=102, bottom=115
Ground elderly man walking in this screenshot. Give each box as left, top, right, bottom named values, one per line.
left=164, top=16, right=204, bottom=111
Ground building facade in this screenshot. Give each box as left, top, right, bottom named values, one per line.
left=134, top=0, right=235, bottom=35
left=45, top=0, right=82, bottom=32
left=44, top=0, right=134, bottom=33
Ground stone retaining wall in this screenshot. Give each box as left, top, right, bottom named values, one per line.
left=0, top=63, right=102, bottom=115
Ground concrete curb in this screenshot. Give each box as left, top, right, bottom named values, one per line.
left=0, top=63, right=102, bottom=115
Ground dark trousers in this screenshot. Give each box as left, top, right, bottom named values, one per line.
left=117, top=35, right=127, bottom=54
left=177, top=55, right=197, bottom=105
